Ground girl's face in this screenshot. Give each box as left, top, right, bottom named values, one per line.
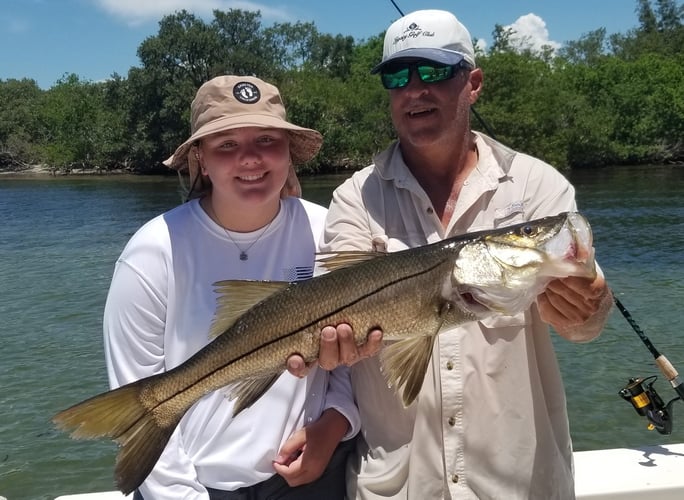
left=198, top=127, right=291, bottom=210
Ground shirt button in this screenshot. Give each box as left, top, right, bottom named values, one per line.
left=446, top=361, right=454, bottom=370
left=427, top=207, right=434, bottom=214
left=452, top=473, right=459, bottom=483
left=463, top=180, right=469, bottom=186
left=448, top=416, right=456, bottom=426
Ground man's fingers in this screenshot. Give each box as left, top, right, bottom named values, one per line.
left=336, top=323, right=359, bottom=365
left=537, top=290, right=571, bottom=326
left=318, top=326, right=341, bottom=371
left=286, top=354, right=311, bottom=378
left=294, top=324, right=385, bottom=374
left=320, top=324, right=384, bottom=369
left=358, top=329, right=383, bottom=358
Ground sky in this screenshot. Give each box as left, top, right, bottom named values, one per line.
left=1, top=0, right=642, bottom=89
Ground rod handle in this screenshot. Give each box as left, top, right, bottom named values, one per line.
left=655, top=355, right=679, bottom=381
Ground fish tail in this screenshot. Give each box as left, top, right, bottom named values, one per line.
left=53, top=383, right=179, bottom=494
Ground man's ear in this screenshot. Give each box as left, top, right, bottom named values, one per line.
left=469, top=68, right=484, bottom=104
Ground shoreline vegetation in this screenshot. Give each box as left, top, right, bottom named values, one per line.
left=0, top=165, right=152, bottom=179
left=2, top=2, right=683, bottom=175
left=2, top=161, right=682, bottom=181
left=0, top=164, right=140, bottom=178
left=0, top=162, right=361, bottom=178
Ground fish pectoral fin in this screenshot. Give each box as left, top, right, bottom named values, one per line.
left=209, top=280, right=290, bottom=339
left=316, top=251, right=384, bottom=272
left=228, top=373, right=282, bottom=416
left=380, top=335, right=437, bottom=407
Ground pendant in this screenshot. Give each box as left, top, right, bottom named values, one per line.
left=239, top=252, right=248, bottom=261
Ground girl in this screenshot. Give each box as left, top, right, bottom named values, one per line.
left=103, top=75, right=358, bottom=499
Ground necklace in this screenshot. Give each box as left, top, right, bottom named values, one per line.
left=206, top=201, right=275, bottom=261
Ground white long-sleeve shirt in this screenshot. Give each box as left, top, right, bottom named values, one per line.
left=322, top=133, right=586, bottom=499
left=104, top=196, right=359, bottom=499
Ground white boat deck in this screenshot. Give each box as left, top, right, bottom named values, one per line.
left=53, top=442, right=684, bottom=500
left=574, top=442, right=684, bottom=499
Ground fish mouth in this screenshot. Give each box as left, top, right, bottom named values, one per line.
left=565, top=212, right=595, bottom=265
left=539, top=212, right=597, bottom=279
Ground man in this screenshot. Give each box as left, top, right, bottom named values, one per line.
left=290, top=9, right=612, bottom=499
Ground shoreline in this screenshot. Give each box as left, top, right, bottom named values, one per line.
left=0, top=165, right=150, bottom=179
left=3, top=162, right=681, bottom=181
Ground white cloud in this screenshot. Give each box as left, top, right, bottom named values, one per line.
left=504, top=14, right=561, bottom=53
left=91, top=0, right=290, bottom=26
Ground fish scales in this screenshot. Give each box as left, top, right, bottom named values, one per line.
left=149, top=238, right=467, bottom=409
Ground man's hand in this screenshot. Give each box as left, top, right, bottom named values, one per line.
left=537, top=272, right=612, bottom=342
left=286, top=324, right=383, bottom=377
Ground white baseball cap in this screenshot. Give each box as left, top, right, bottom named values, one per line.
left=372, top=9, right=476, bottom=74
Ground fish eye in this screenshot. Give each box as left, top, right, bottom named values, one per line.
left=520, top=225, right=536, bottom=236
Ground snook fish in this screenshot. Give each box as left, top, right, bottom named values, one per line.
left=53, top=211, right=596, bottom=494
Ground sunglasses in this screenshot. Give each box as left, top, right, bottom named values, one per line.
left=380, top=61, right=471, bottom=90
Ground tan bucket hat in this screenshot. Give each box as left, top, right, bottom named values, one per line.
left=164, top=75, right=323, bottom=173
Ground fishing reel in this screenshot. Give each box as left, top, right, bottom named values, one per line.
left=619, top=376, right=678, bottom=435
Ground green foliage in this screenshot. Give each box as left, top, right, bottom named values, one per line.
left=611, top=0, right=684, bottom=60
left=1, top=1, right=683, bottom=174
left=39, top=74, right=110, bottom=169
left=0, top=78, right=43, bottom=166
left=475, top=0, right=684, bottom=168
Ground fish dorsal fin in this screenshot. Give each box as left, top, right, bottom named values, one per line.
left=316, top=251, right=384, bottom=272
left=380, top=335, right=437, bottom=407
left=209, top=280, right=289, bottom=339
left=228, top=374, right=282, bottom=416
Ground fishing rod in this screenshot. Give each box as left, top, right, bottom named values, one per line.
left=616, top=296, right=684, bottom=434
left=385, top=0, right=683, bottom=434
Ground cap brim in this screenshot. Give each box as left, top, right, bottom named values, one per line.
left=371, top=48, right=466, bottom=74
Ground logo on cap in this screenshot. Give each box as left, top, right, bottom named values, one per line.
left=233, top=82, right=261, bottom=104
left=393, top=22, right=436, bottom=45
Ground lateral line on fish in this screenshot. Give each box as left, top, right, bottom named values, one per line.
left=148, top=253, right=454, bottom=410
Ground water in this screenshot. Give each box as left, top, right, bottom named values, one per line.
left=0, top=167, right=682, bottom=499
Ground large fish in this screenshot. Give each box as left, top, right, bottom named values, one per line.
left=53, top=211, right=596, bottom=494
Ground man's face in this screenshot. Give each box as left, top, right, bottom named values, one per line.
left=386, top=59, right=482, bottom=149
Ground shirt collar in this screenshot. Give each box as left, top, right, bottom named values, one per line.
left=372, top=131, right=513, bottom=189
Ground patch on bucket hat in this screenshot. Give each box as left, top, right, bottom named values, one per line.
left=233, top=81, right=261, bottom=104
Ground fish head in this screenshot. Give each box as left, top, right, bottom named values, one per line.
left=451, top=212, right=597, bottom=316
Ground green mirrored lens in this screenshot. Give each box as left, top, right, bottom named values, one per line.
left=381, top=62, right=462, bottom=89
left=417, top=65, right=454, bottom=83
left=381, top=68, right=410, bottom=89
